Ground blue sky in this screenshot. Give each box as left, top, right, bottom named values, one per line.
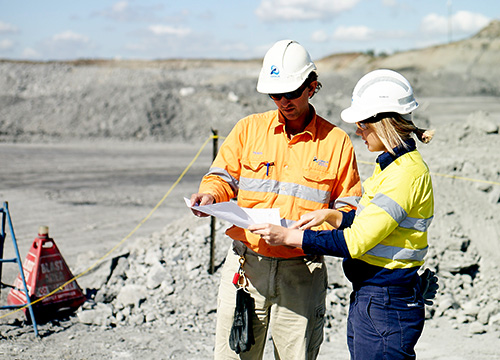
left=0, top=1, right=498, bottom=61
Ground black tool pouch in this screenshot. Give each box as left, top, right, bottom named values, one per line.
left=229, top=288, right=255, bottom=354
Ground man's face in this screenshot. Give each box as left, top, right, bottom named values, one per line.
left=271, top=81, right=316, bottom=122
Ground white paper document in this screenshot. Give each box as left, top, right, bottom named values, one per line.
left=184, top=197, right=281, bottom=229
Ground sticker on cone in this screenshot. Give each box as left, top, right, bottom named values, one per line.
left=7, top=226, right=86, bottom=317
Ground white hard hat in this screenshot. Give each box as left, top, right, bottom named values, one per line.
left=341, top=69, right=418, bottom=123
left=256, top=40, right=316, bottom=94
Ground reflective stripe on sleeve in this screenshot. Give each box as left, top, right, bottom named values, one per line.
left=239, top=177, right=331, bottom=205
left=206, top=167, right=239, bottom=193
left=371, top=193, right=407, bottom=224
left=400, top=215, right=434, bottom=232
left=366, top=244, right=428, bottom=261
left=333, top=196, right=361, bottom=209
left=371, top=193, right=433, bottom=232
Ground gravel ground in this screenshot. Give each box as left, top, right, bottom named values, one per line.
left=1, top=24, right=500, bottom=358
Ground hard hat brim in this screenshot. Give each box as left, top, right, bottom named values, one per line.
left=340, top=107, right=375, bottom=123
left=341, top=105, right=418, bottom=124
left=256, top=77, right=306, bottom=94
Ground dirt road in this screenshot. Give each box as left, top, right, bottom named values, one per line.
left=1, top=140, right=213, bottom=283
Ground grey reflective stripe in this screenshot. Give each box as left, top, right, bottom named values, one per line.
left=398, top=94, right=415, bottom=105
left=333, top=196, right=361, bottom=209
left=357, top=76, right=409, bottom=97
left=372, top=193, right=432, bottom=232
left=371, top=193, right=407, bottom=224
left=366, top=244, right=428, bottom=261
left=356, top=203, right=365, bottom=216
left=239, top=177, right=331, bottom=204
left=206, top=167, right=239, bottom=193
left=281, top=218, right=296, bottom=228
left=356, top=76, right=415, bottom=106
left=400, top=215, right=434, bottom=232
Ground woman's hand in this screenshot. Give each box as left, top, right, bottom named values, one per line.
left=248, top=224, right=304, bottom=248
left=291, top=209, right=343, bottom=230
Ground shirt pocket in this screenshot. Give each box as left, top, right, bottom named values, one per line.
left=302, top=167, right=337, bottom=186
left=301, top=167, right=337, bottom=205
left=241, top=159, right=275, bottom=178
left=239, top=159, right=276, bottom=206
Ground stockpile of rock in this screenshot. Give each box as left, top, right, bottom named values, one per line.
left=2, top=22, right=500, bottom=146
left=76, top=217, right=223, bottom=336
left=75, top=209, right=500, bottom=343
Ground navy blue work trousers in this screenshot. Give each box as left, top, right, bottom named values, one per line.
left=347, top=285, right=425, bottom=360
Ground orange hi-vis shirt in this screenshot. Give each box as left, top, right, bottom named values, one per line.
left=199, top=107, right=362, bottom=258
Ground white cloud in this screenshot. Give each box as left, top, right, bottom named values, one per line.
left=420, top=14, right=447, bottom=35
left=42, top=31, right=93, bottom=59
left=97, top=1, right=164, bottom=22
left=53, top=31, right=91, bottom=44
left=382, top=0, right=397, bottom=6
left=256, top=0, right=360, bottom=21
left=124, top=42, right=148, bottom=52
left=0, top=21, right=19, bottom=34
left=453, top=11, right=491, bottom=33
left=333, top=25, right=374, bottom=41
left=311, top=30, right=329, bottom=43
left=311, top=25, right=376, bottom=44
left=22, top=47, right=42, bottom=59
left=149, top=25, right=191, bottom=37
left=0, top=39, right=14, bottom=50
left=112, top=1, right=129, bottom=13
left=421, top=11, right=490, bottom=37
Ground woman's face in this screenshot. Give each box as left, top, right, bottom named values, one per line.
left=355, top=122, right=386, bottom=152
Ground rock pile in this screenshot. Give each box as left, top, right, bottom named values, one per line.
left=2, top=21, right=500, bottom=145
left=76, top=209, right=500, bottom=344
left=76, top=217, right=224, bottom=336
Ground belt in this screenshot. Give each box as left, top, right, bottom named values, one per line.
left=232, top=240, right=323, bottom=263
left=353, top=284, right=416, bottom=297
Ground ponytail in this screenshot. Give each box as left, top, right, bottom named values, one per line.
left=413, top=127, right=435, bottom=144
left=368, top=113, right=435, bottom=154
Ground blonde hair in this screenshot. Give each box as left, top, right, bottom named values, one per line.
left=367, top=113, right=434, bottom=155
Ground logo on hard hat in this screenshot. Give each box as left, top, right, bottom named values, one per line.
left=270, top=65, right=280, bottom=77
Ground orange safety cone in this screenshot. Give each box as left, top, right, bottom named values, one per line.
left=7, top=226, right=86, bottom=321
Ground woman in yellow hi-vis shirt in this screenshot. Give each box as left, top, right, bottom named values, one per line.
left=250, top=69, right=436, bottom=360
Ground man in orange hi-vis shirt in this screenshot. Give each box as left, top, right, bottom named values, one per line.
left=190, top=40, right=361, bottom=360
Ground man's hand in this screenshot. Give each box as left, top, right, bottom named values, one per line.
left=248, top=223, right=303, bottom=248
left=189, top=193, right=215, bottom=217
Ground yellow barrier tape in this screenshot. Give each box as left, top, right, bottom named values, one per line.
left=2, top=135, right=495, bottom=321
left=0, top=135, right=216, bottom=320
left=358, top=160, right=500, bottom=186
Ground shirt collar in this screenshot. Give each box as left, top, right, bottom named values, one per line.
left=376, top=138, right=416, bottom=170
left=275, top=105, right=318, bottom=140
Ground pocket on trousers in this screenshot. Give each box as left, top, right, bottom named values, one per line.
left=364, top=296, right=388, bottom=337
left=394, top=298, right=425, bottom=353
left=308, top=302, right=326, bottom=353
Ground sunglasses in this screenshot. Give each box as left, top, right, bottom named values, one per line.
left=355, top=112, right=389, bottom=130
left=356, top=122, right=369, bottom=130
left=269, top=83, right=308, bottom=101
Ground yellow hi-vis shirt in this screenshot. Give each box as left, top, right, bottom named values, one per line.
left=344, top=150, right=434, bottom=269
left=198, top=107, right=362, bottom=258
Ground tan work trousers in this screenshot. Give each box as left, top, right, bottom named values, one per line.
left=214, top=241, right=327, bottom=360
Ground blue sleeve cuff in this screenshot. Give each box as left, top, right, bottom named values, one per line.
left=338, top=210, right=356, bottom=230
left=302, top=229, right=352, bottom=258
